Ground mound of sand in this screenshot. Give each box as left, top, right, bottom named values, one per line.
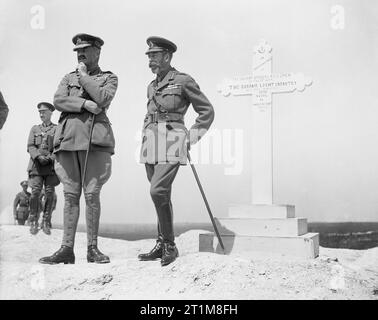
left=0, top=225, right=377, bottom=300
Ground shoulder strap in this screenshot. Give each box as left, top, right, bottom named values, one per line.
left=151, top=94, right=166, bottom=113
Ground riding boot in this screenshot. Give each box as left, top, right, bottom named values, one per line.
left=161, top=242, right=179, bottom=266
left=87, top=245, right=110, bottom=263
left=39, top=246, right=75, bottom=264
left=138, top=240, right=163, bottom=261
left=41, top=218, right=51, bottom=235
left=30, top=220, right=39, bottom=235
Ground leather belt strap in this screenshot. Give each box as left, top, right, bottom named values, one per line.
left=145, top=111, right=184, bottom=124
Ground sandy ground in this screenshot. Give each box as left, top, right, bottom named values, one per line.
left=0, top=225, right=377, bottom=300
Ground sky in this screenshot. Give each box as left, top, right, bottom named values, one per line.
left=0, top=0, right=378, bottom=225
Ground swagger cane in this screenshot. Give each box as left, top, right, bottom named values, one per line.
left=187, top=150, right=225, bottom=253
left=82, top=114, right=96, bottom=187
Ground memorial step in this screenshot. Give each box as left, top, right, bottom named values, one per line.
left=216, top=217, right=308, bottom=237
left=228, top=204, right=295, bottom=219
left=199, top=232, right=319, bottom=259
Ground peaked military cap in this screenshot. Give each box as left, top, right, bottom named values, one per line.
left=72, top=33, right=104, bottom=51
left=37, top=102, right=55, bottom=112
left=145, top=36, right=177, bottom=54
left=20, top=180, right=28, bottom=187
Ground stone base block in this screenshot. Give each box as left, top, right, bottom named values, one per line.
left=216, top=217, right=308, bottom=236
left=199, top=232, right=319, bottom=259
left=229, top=204, right=295, bottom=219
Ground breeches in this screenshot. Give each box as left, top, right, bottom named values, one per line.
left=145, top=163, right=180, bottom=244
left=54, top=151, right=112, bottom=247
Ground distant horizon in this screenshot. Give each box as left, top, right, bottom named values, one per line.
left=3, top=221, right=377, bottom=250
left=4, top=221, right=378, bottom=226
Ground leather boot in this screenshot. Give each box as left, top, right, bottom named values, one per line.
left=87, top=245, right=110, bottom=264
left=39, top=246, right=75, bottom=264
left=161, top=242, right=179, bottom=266
left=41, top=219, right=51, bottom=235
left=138, top=241, right=163, bottom=261
left=30, top=220, right=39, bottom=235
left=46, top=217, right=52, bottom=229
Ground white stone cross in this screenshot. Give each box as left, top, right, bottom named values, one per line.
left=218, top=40, right=312, bottom=204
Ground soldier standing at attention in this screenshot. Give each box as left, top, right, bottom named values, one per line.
left=39, top=33, right=118, bottom=265
left=13, top=181, right=31, bottom=225
left=138, top=37, right=215, bottom=266
left=0, top=91, right=9, bottom=130
left=27, top=102, right=60, bottom=235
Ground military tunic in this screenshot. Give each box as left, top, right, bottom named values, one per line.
left=27, top=123, right=58, bottom=176
left=53, top=67, right=118, bottom=247
left=141, top=67, right=214, bottom=244
left=53, top=67, right=117, bottom=154
left=140, top=68, right=214, bottom=164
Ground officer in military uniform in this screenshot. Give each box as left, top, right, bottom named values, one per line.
left=138, top=37, right=215, bottom=266
left=27, top=102, right=60, bottom=235
left=0, top=91, right=9, bottom=130
left=13, top=181, right=31, bottom=225
left=39, top=33, right=118, bottom=265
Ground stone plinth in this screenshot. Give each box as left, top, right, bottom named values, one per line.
left=199, top=232, right=319, bottom=259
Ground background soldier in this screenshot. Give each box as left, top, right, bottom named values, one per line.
left=39, top=33, right=118, bottom=265
left=138, top=37, right=215, bottom=266
left=27, top=102, right=60, bottom=235
left=13, top=180, right=31, bottom=225
left=0, top=91, right=9, bottom=130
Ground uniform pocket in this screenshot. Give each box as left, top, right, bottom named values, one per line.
left=34, top=134, right=42, bottom=146
left=68, top=83, right=82, bottom=96
left=166, top=123, right=188, bottom=162
left=91, top=121, right=115, bottom=148
left=53, top=118, right=67, bottom=148
left=139, top=125, right=157, bottom=164
left=161, top=86, right=182, bottom=111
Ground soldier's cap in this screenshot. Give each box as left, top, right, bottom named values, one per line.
left=37, top=102, right=55, bottom=112
left=145, top=36, right=177, bottom=55
left=20, top=180, right=28, bottom=187
left=72, top=33, right=104, bottom=51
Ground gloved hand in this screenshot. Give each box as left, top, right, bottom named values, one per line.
left=37, top=155, right=50, bottom=165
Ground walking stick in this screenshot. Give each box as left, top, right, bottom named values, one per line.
left=82, top=113, right=96, bottom=187
left=187, top=149, right=225, bottom=253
